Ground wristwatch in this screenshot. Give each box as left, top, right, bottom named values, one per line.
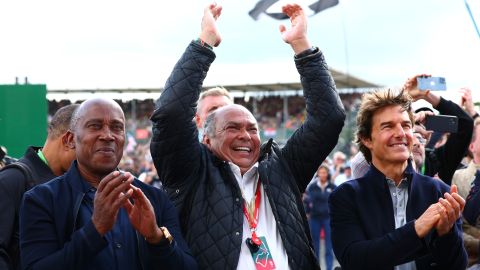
left=160, top=226, right=173, bottom=245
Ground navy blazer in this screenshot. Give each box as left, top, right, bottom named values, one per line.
left=329, top=162, right=467, bottom=270
left=19, top=161, right=197, bottom=270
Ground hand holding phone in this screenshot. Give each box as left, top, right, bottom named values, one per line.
left=417, top=77, right=447, bottom=91
left=425, top=115, right=458, bottom=133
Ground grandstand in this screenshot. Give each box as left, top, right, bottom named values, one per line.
left=47, top=70, right=378, bottom=158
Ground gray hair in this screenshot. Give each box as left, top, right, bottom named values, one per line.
left=203, top=111, right=218, bottom=138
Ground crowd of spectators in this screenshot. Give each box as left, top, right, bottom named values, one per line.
left=46, top=93, right=360, bottom=181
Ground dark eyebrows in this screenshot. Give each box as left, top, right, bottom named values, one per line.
left=379, top=121, right=392, bottom=128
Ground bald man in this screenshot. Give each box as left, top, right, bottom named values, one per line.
left=20, top=98, right=196, bottom=270
left=150, top=3, right=345, bottom=269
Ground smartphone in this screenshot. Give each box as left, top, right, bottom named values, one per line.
left=425, top=115, right=458, bottom=133
left=417, top=77, right=447, bottom=91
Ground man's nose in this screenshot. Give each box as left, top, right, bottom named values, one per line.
left=100, top=126, right=115, bottom=140
left=393, top=124, right=406, bottom=137
left=238, top=128, right=251, bottom=140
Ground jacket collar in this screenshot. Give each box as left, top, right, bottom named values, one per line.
left=65, top=160, right=90, bottom=193
left=365, top=159, right=415, bottom=190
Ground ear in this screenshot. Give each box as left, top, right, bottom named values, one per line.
left=65, top=131, right=75, bottom=149
left=361, top=137, right=373, bottom=150
left=469, top=142, right=475, bottom=153
left=203, top=135, right=212, bottom=148
left=195, top=113, right=202, bottom=129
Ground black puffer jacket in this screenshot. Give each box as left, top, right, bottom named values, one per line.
left=150, top=41, right=345, bottom=270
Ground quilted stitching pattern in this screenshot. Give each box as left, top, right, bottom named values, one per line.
left=150, top=43, right=346, bottom=270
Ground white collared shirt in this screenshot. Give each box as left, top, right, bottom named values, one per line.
left=229, top=162, right=290, bottom=270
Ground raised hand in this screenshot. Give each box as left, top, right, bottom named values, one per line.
left=435, top=185, right=465, bottom=236
left=92, top=171, right=134, bottom=236
left=403, top=74, right=431, bottom=102
left=403, top=74, right=441, bottom=107
left=413, top=110, right=434, bottom=124
left=279, top=3, right=311, bottom=54
left=459, top=87, right=476, bottom=117
left=123, top=185, right=163, bottom=244
left=199, top=3, right=222, bottom=47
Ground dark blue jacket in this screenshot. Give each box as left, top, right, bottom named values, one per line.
left=19, top=161, right=197, bottom=270
left=305, top=181, right=336, bottom=219
left=329, top=162, right=467, bottom=270
left=464, top=170, right=480, bottom=226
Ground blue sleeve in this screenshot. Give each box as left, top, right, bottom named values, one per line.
left=428, top=220, right=468, bottom=269
left=329, top=184, right=425, bottom=270
left=20, top=190, right=107, bottom=270
left=0, top=169, right=25, bottom=270
left=464, top=171, right=480, bottom=225
left=147, top=191, right=197, bottom=269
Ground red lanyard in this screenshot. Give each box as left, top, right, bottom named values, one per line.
left=242, top=180, right=262, bottom=246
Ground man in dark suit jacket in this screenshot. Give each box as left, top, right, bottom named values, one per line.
left=329, top=89, right=467, bottom=270
left=20, top=98, right=196, bottom=270
left=0, top=104, right=78, bottom=270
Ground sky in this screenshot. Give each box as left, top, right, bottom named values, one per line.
left=1, top=0, right=479, bottom=102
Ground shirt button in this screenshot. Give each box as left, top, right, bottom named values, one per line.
left=176, top=189, right=179, bottom=194
left=236, top=231, right=240, bottom=236
left=116, top=243, right=122, bottom=249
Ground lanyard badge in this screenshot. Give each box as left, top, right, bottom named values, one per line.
left=242, top=180, right=276, bottom=269
left=243, top=179, right=262, bottom=252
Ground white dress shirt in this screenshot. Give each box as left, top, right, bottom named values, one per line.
left=229, top=162, right=290, bottom=270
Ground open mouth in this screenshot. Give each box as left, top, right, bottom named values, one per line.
left=233, top=146, right=251, bottom=153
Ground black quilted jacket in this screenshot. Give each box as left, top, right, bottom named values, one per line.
left=150, top=41, right=345, bottom=270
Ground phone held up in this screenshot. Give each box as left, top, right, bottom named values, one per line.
left=425, top=115, right=458, bottom=133
left=417, top=77, right=447, bottom=91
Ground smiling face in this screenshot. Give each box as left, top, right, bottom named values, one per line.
left=68, top=99, right=125, bottom=180
left=362, top=105, right=413, bottom=170
left=204, top=105, right=261, bottom=175
left=412, top=126, right=428, bottom=169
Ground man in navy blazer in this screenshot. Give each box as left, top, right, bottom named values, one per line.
left=19, top=98, right=196, bottom=270
left=329, top=89, right=467, bottom=270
